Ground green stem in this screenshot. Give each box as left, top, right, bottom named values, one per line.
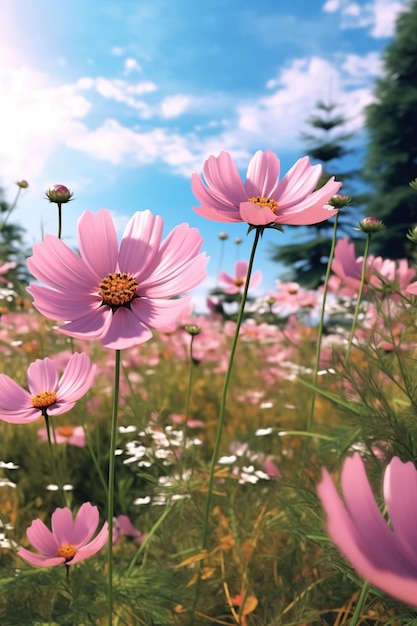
left=192, top=227, right=261, bottom=615
left=125, top=505, right=172, bottom=577
left=349, top=579, right=370, bottom=626
left=107, top=349, right=121, bottom=626
left=345, top=234, right=372, bottom=364
left=57, top=203, right=62, bottom=239
left=0, top=187, right=22, bottom=232
left=44, top=414, right=67, bottom=507
left=306, top=212, right=340, bottom=433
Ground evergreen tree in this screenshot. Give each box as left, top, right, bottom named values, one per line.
left=269, top=101, right=358, bottom=289
left=364, top=0, right=417, bottom=260
left=0, top=187, right=31, bottom=288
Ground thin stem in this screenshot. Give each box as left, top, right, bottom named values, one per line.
left=0, top=187, right=22, bottom=232
left=44, top=414, right=67, bottom=507
left=180, top=334, right=196, bottom=472
left=107, top=349, right=121, bottom=626
left=216, top=239, right=226, bottom=287
left=192, top=227, right=261, bottom=615
left=306, top=212, right=340, bottom=433
left=345, top=234, right=372, bottom=364
left=349, top=580, right=370, bottom=626
left=57, top=203, right=63, bottom=239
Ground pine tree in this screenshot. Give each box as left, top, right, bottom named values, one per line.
left=269, top=101, right=358, bottom=289
left=0, top=187, right=31, bottom=288
left=364, top=0, right=417, bottom=260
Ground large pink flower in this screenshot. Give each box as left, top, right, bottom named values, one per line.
left=219, top=260, right=262, bottom=294
left=18, top=502, right=108, bottom=567
left=192, top=150, right=341, bottom=226
left=318, top=453, right=417, bottom=607
left=27, top=209, right=208, bottom=350
left=0, top=353, right=96, bottom=424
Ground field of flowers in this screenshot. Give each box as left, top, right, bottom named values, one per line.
left=1, top=151, right=417, bottom=625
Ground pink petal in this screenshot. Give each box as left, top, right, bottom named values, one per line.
left=275, top=157, right=322, bottom=206
left=245, top=150, right=280, bottom=198
left=18, top=547, right=65, bottom=567
left=69, top=522, right=108, bottom=565
left=384, top=458, right=417, bottom=561
left=77, top=210, right=119, bottom=277
left=118, top=210, right=164, bottom=276
left=55, top=353, right=96, bottom=405
left=218, top=271, right=235, bottom=286
left=27, top=358, right=59, bottom=396
left=202, top=152, right=246, bottom=207
left=51, top=507, right=74, bottom=546
left=58, top=307, right=112, bottom=341
left=26, top=519, right=58, bottom=555
left=132, top=296, right=191, bottom=331
left=193, top=202, right=241, bottom=222
left=235, top=261, right=249, bottom=281
left=98, top=307, right=153, bottom=349
left=27, top=235, right=98, bottom=291
left=239, top=202, right=278, bottom=226
left=71, top=503, right=99, bottom=546
left=0, top=376, right=33, bottom=412
left=28, top=284, right=99, bottom=322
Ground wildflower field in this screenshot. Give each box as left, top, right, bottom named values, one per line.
left=1, top=152, right=417, bottom=625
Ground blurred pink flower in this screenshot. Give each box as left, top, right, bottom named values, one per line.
left=0, top=353, right=95, bottom=424
left=219, top=260, right=262, bottom=294
left=18, top=502, right=108, bottom=567
left=113, top=514, right=145, bottom=545
left=0, top=261, right=16, bottom=286
left=27, top=209, right=208, bottom=350
left=318, top=453, right=417, bottom=607
left=331, top=238, right=416, bottom=297
left=37, top=425, right=85, bottom=447
left=192, top=150, right=341, bottom=226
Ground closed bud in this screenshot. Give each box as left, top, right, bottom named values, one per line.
left=234, top=237, right=243, bottom=245
left=183, top=324, right=201, bottom=336
left=406, top=225, right=417, bottom=243
left=409, top=178, right=417, bottom=191
left=16, top=180, right=29, bottom=189
left=328, top=193, right=351, bottom=209
left=218, top=232, right=228, bottom=241
left=356, top=216, right=385, bottom=234
left=46, top=184, right=73, bottom=204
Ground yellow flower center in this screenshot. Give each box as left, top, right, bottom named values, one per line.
left=57, top=426, right=75, bottom=437
left=31, top=391, right=57, bottom=409
left=57, top=544, right=77, bottom=561
left=98, top=272, right=138, bottom=310
left=248, top=196, right=279, bottom=214
left=233, top=279, right=245, bottom=287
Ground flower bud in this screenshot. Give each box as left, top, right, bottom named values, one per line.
left=328, top=193, right=351, bottom=209
left=234, top=237, right=243, bottom=245
left=357, top=217, right=385, bottom=234
left=16, top=180, right=29, bottom=189
left=218, top=232, right=228, bottom=241
left=46, top=184, right=73, bottom=204
left=409, top=178, right=417, bottom=191
left=406, top=226, right=417, bottom=243
left=183, top=324, right=201, bottom=336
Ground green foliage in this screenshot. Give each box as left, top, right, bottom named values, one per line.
left=364, top=0, right=417, bottom=259
left=270, top=101, right=361, bottom=288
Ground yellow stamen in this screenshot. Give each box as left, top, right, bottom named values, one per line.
left=57, top=544, right=77, bottom=561
left=32, top=391, right=57, bottom=409
left=233, top=279, right=245, bottom=287
left=98, top=272, right=138, bottom=309
left=248, top=196, right=279, bottom=213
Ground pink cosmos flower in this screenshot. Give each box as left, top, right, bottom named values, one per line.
left=113, top=514, right=145, bottom=545
left=18, top=502, right=108, bottom=567
left=192, top=150, right=341, bottom=226
left=219, top=260, right=262, bottom=294
left=0, top=353, right=96, bottom=424
left=27, top=209, right=208, bottom=350
left=317, top=453, right=417, bottom=607
left=37, top=425, right=86, bottom=447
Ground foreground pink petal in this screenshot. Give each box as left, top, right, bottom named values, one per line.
left=317, top=453, right=417, bottom=607
left=28, top=209, right=208, bottom=350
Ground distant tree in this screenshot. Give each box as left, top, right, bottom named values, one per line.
left=270, top=101, right=359, bottom=289
left=364, top=0, right=417, bottom=260
left=0, top=187, right=31, bottom=288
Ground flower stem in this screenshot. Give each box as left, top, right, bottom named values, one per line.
left=306, top=212, right=340, bottom=433
left=107, top=349, right=121, bottom=626
left=345, top=233, right=372, bottom=364
left=0, top=187, right=22, bottom=232
left=192, top=227, right=261, bottom=615
left=44, top=414, right=67, bottom=507
left=57, top=203, right=63, bottom=239
left=350, top=580, right=370, bottom=626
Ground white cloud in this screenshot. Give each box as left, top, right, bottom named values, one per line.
left=159, top=94, right=192, bottom=118
left=124, top=57, right=142, bottom=74
left=341, top=51, right=383, bottom=81
left=321, top=0, right=407, bottom=37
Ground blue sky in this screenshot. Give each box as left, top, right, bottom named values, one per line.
left=0, top=0, right=409, bottom=308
